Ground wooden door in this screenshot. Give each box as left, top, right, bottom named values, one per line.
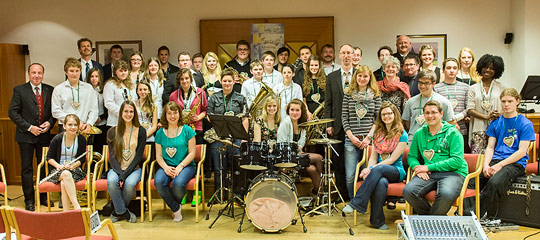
left=200, top=17, right=334, bottom=66
left=0, top=44, right=27, bottom=183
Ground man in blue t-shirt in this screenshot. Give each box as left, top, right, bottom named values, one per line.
left=480, top=88, right=535, bottom=218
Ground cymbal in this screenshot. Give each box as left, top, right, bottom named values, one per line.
left=211, top=137, right=240, bottom=148
left=309, top=138, right=342, bottom=145
left=298, top=118, right=334, bottom=127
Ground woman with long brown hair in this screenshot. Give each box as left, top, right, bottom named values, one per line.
left=343, top=102, right=408, bottom=230
left=302, top=55, right=326, bottom=120
left=106, top=101, right=146, bottom=223
left=135, top=81, right=158, bottom=142
left=277, top=98, right=323, bottom=194
left=103, top=60, right=138, bottom=127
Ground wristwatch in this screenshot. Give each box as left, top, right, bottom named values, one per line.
left=179, top=162, right=185, bottom=168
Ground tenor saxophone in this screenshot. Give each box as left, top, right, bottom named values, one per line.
left=181, top=92, right=201, bottom=130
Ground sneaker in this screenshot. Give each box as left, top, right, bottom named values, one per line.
left=123, top=210, right=136, bottom=223
left=110, top=214, right=120, bottom=223
left=173, top=205, right=183, bottom=222
left=191, top=191, right=202, bottom=207
left=378, top=224, right=389, bottom=230
left=181, top=194, right=187, bottom=205
left=343, top=204, right=354, bottom=213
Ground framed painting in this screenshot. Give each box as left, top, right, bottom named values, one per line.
left=95, top=40, right=143, bottom=65
left=407, top=34, right=447, bottom=66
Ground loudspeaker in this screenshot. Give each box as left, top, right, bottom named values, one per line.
left=504, top=33, right=513, bottom=44
left=21, top=45, right=29, bottom=55
left=487, top=175, right=540, bottom=228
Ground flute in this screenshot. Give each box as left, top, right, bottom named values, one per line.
left=38, top=151, right=89, bottom=185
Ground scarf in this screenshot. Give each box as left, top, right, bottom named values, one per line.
left=377, top=77, right=411, bottom=99
left=373, top=134, right=400, bottom=155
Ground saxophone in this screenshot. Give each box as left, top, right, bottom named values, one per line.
left=305, top=102, right=325, bottom=145
left=181, top=91, right=201, bottom=130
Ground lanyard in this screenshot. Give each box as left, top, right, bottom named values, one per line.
left=481, top=80, right=494, bottom=102
left=223, top=93, right=232, bottom=113
left=444, top=82, right=457, bottom=101
left=311, top=79, right=319, bottom=94
left=180, top=88, right=195, bottom=110
left=502, top=115, right=519, bottom=136
left=425, top=126, right=444, bottom=152
left=356, top=90, right=368, bottom=125
left=63, top=133, right=77, bottom=165
left=70, top=83, right=80, bottom=102
left=419, top=94, right=434, bottom=114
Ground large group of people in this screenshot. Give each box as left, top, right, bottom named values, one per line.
left=8, top=36, right=534, bottom=229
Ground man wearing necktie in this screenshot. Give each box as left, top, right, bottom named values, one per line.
left=77, top=38, right=103, bottom=81
left=324, top=44, right=355, bottom=200
left=9, top=63, right=56, bottom=211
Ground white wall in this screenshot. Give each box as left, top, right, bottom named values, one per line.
left=1, top=0, right=513, bottom=88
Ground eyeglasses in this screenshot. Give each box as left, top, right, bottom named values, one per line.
left=237, top=48, right=249, bottom=52
left=130, top=59, right=142, bottom=62
left=381, top=112, right=394, bottom=117
left=404, top=63, right=417, bottom=67
left=418, top=81, right=433, bottom=86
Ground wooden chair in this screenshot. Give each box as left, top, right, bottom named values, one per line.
left=0, top=163, right=7, bottom=206
left=35, top=146, right=94, bottom=212
left=405, top=154, right=485, bottom=217
left=4, top=206, right=118, bottom=240
left=0, top=206, right=12, bottom=240
left=148, top=144, right=206, bottom=222
left=353, top=147, right=409, bottom=225
left=92, top=145, right=152, bottom=222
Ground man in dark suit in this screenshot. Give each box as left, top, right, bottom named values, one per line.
left=102, top=44, right=123, bottom=82
left=324, top=44, right=354, bottom=200
left=162, top=51, right=204, bottom=103
left=393, top=35, right=418, bottom=66
left=8, top=63, right=56, bottom=211
left=77, top=38, right=104, bottom=81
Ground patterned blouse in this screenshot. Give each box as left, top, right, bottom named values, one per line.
left=255, top=118, right=277, bottom=142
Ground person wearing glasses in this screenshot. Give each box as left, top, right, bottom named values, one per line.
left=224, top=40, right=252, bottom=81
left=129, top=52, right=145, bottom=84
left=402, top=70, right=455, bottom=144
left=402, top=56, right=421, bottom=97
left=376, top=56, right=410, bottom=114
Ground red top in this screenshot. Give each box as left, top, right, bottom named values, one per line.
left=170, top=87, right=207, bottom=131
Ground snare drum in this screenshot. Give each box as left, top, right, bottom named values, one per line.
left=273, top=142, right=299, bottom=168
left=245, top=172, right=298, bottom=232
left=240, top=142, right=270, bottom=170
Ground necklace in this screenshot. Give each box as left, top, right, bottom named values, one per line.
left=415, top=94, right=433, bottom=125
left=136, top=100, right=150, bottom=129
left=165, top=126, right=180, bottom=158
left=481, top=80, right=494, bottom=111
left=444, top=82, right=458, bottom=109
left=63, top=133, right=77, bottom=165
left=355, top=89, right=368, bottom=122
left=502, top=115, right=519, bottom=147
left=122, top=125, right=134, bottom=161
left=70, top=82, right=80, bottom=109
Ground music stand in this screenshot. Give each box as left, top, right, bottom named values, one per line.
left=206, top=114, right=249, bottom=228
left=520, top=76, right=540, bottom=104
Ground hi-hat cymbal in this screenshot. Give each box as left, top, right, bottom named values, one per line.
left=298, top=118, right=334, bottom=127
left=211, top=137, right=240, bottom=148
left=309, top=138, right=342, bottom=145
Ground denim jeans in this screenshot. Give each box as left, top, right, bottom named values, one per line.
left=210, top=140, right=241, bottom=189
left=154, top=165, right=196, bottom=212
left=344, top=139, right=364, bottom=199
left=403, top=171, right=465, bottom=215
left=479, top=161, right=524, bottom=217
left=107, top=168, right=142, bottom=215
left=348, top=165, right=400, bottom=228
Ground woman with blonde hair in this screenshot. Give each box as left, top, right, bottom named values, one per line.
left=418, top=45, right=442, bottom=82
left=202, top=52, right=222, bottom=97
left=46, top=114, right=88, bottom=211
left=135, top=81, right=158, bottom=142
left=253, top=95, right=281, bottom=144
left=143, top=57, right=165, bottom=117
left=457, top=47, right=480, bottom=85
left=302, top=55, right=326, bottom=120
left=342, top=65, right=382, bottom=199
left=103, top=60, right=138, bottom=127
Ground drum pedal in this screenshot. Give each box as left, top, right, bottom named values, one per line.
left=299, top=196, right=313, bottom=208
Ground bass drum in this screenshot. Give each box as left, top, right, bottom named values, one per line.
left=244, top=172, right=298, bottom=232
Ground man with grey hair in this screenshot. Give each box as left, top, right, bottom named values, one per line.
left=402, top=70, right=455, bottom=144
left=393, top=35, right=418, bottom=65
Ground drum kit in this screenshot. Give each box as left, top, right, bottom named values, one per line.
left=206, top=117, right=354, bottom=235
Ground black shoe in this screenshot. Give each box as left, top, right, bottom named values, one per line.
left=25, top=203, right=35, bottom=211
left=39, top=199, right=54, bottom=207
left=386, top=200, right=396, bottom=210
left=397, top=197, right=406, bottom=203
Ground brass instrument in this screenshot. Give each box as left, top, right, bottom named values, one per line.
left=305, top=102, right=326, bottom=145
left=248, top=81, right=275, bottom=121
left=203, top=128, right=218, bottom=143
left=181, top=91, right=202, bottom=130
